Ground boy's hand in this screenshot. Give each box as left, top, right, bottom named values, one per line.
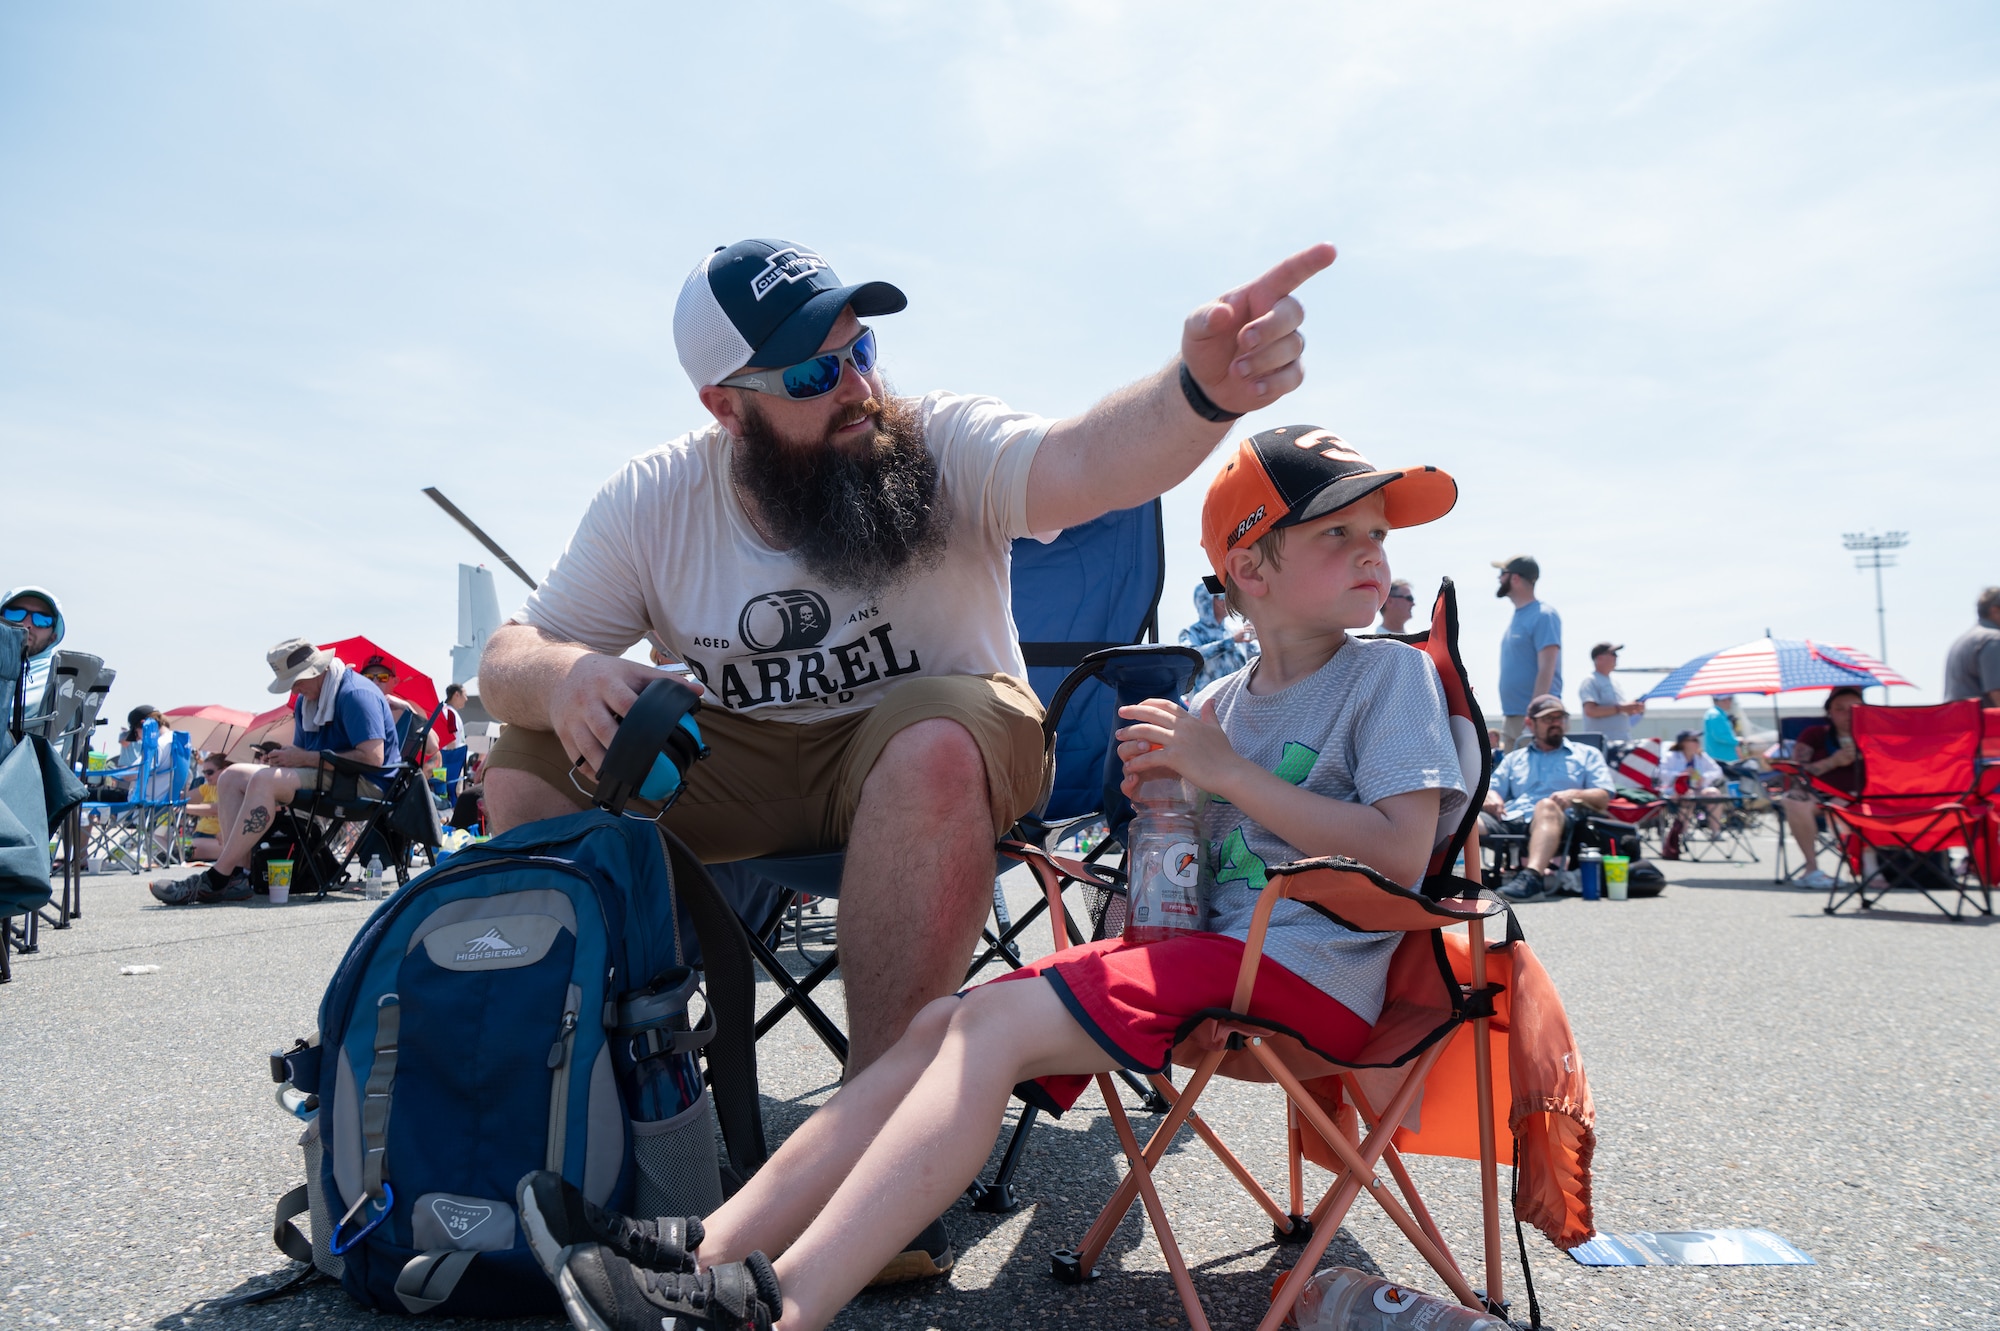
left=1115, top=697, right=1245, bottom=798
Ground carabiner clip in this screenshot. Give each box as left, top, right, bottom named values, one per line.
left=328, top=1181, right=395, bottom=1255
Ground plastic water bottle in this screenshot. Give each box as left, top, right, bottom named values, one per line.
left=1123, top=775, right=1204, bottom=944
left=364, top=855, right=386, bottom=901
left=1578, top=848, right=1603, bottom=901
left=1292, top=1267, right=1508, bottom=1330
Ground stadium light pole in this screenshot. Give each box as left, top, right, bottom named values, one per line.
left=1842, top=530, right=1907, bottom=697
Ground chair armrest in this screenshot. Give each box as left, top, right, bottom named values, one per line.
left=312, top=751, right=403, bottom=779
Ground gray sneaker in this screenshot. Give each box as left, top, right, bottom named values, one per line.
left=149, top=868, right=213, bottom=905
left=1498, top=868, right=1560, bottom=904
left=196, top=867, right=252, bottom=903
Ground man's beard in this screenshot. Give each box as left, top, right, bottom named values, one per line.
left=732, top=392, right=952, bottom=594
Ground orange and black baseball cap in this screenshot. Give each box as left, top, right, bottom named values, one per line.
left=1199, top=425, right=1457, bottom=592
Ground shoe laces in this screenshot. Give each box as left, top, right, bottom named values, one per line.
left=639, top=1267, right=701, bottom=1304
left=619, top=1217, right=668, bottom=1266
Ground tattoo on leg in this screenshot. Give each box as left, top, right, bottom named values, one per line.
left=242, top=806, right=270, bottom=837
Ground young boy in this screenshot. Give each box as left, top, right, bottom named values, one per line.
left=517, top=426, right=1465, bottom=1331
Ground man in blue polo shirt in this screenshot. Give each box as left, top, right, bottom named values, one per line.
left=151, top=637, right=399, bottom=904
left=1494, top=554, right=1562, bottom=750
left=1481, top=693, right=1613, bottom=903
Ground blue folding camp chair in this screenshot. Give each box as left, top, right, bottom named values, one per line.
left=713, top=499, right=1198, bottom=1205
left=81, top=719, right=191, bottom=874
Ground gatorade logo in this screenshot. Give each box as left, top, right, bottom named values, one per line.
left=1372, top=1284, right=1420, bottom=1315
left=1164, top=841, right=1201, bottom=889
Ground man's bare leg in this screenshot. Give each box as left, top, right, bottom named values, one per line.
left=214, top=765, right=252, bottom=850
left=835, top=718, right=998, bottom=1076
left=1523, top=797, right=1567, bottom=873
left=211, top=768, right=302, bottom=873
left=485, top=765, right=587, bottom=835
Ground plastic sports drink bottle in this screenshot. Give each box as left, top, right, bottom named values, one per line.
left=1290, top=1266, right=1508, bottom=1330
left=1123, top=774, right=1205, bottom=944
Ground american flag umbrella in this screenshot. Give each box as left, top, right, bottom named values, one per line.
left=1639, top=637, right=1914, bottom=701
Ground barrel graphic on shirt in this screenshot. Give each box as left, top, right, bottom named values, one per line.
left=738, top=590, right=832, bottom=653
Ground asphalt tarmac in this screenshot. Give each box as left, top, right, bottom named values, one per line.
left=3, top=848, right=1995, bottom=1330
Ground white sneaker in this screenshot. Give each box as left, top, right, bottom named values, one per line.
left=1798, top=869, right=1835, bottom=889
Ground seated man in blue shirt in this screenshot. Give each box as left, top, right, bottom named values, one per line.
left=151, top=638, right=400, bottom=904
left=1480, top=693, right=1614, bottom=903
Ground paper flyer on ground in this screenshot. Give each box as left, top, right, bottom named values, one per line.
left=1568, top=1229, right=1816, bottom=1267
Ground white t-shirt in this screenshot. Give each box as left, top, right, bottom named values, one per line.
left=516, top=392, right=1053, bottom=723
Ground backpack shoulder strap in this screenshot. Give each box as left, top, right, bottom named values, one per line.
left=655, top=825, right=769, bottom=1174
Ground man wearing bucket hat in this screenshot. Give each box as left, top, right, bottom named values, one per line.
left=149, top=637, right=399, bottom=905
left=478, top=235, right=1333, bottom=1284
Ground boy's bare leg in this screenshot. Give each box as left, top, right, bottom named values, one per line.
left=696, top=993, right=959, bottom=1264
left=700, top=976, right=1115, bottom=1331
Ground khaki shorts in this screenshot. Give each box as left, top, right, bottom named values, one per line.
left=1501, top=715, right=1527, bottom=750
left=486, top=673, right=1050, bottom=863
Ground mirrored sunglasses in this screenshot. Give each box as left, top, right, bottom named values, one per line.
left=719, top=326, right=877, bottom=401
left=1, top=606, right=55, bottom=629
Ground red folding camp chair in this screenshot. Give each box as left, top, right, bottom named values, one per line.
left=1821, top=700, right=1993, bottom=920
left=1012, top=582, right=1596, bottom=1329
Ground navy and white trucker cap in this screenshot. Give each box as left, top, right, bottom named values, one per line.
left=673, top=239, right=907, bottom=389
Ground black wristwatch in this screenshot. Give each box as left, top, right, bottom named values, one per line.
left=1178, top=362, right=1242, bottom=423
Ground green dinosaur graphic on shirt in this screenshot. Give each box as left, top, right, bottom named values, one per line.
left=1211, top=742, right=1319, bottom=896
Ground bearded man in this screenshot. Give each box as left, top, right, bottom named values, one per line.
left=480, top=238, right=1328, bottom=1259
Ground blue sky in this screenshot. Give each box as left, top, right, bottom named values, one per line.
left=3, top=2, right=1995, bottom=727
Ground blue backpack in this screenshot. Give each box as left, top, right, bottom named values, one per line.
left=268, top=810, right=765, bottom=1317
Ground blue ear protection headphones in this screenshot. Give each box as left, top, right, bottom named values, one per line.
left=593, top=678, right=709, bottom=817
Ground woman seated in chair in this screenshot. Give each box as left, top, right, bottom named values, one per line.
left=1654, top=729, right=1725, bottom=859
left=515, top=438, right=1466, bottom=1331
left=1780, top=686, right=1865, bottom=889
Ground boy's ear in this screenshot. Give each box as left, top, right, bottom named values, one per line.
left=1224, top=546, right=1268, bottom=600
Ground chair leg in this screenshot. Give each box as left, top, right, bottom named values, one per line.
left=1337, top=1075, right=1455, bottom=1270
left=1097, top=1074, right=1212, bottom=1331
left=967, top=1104, right=1038, bottom=1213
left=743, top=921, right=849, bottom=1066
left=1147, top=1072, right=1292, bottom=1232
left=1063, top=1050, right=1227, bottom=1276
left=1468, top=919, right=1505, bottom=1309
left=1252, top=1040, right=1482, bottom=1327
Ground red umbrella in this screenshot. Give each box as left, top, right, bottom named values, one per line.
left=164, top=704, right=258, bottom=754
left=319, top=636, right=440, bottom=716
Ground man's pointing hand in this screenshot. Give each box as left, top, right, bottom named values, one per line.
left=1182, top=243, right=1337, bottom=417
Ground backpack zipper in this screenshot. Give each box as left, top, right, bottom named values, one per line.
left=546, top=983, right=583, bottom=1172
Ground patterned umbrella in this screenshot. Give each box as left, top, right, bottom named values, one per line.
left=225, top=703, right=296, bottom=762
left=1639, top=637, right=1914, bottom=701
left=163, top=705, right=257, bottom=754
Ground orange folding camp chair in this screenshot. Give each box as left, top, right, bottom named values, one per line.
left=1009, top=581, right=1596, bottom=1329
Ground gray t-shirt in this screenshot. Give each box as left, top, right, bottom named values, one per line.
left=1576, top=670, right=1633, bottom=744
left=1191, top=637, right=1467, bottom=1023
left=1943, top=619, right=2000, bottom=702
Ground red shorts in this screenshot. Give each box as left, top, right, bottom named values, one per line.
left=984, top=931, right=1370, bottom=1113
